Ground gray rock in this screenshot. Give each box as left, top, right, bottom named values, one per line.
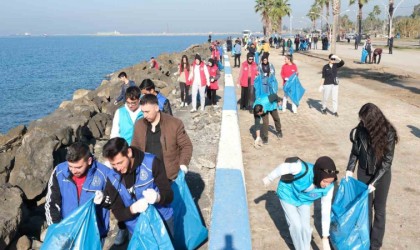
left=0, top=185, right=24, bottom=249
left=16, top=235, right=31, bottom=250
left=72, top=89, right=90, bottom=100
left=0, top=125, right=26, bottom=153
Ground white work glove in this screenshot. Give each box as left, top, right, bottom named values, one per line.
left=345, top=170, right=353, bottom=181
left=113, top=100, right=118, bottom=105
left=322, top=238, right=331, bottom=250
left=94, top=191, right=104, bottom=205
left=180, top=165, right=188, bottom=174
left=142, top=188, right=160, bottom=204
left=264, top=73, right=268, bottom=76
left=254, top=137, right=263, bottom=147
left=262, top=176, right=272, bottom=187
left=318, top=85, right=324, bottom=92
left=368, top=184, right=376, bottom=193
left=130, top=198, right=148, bottom=214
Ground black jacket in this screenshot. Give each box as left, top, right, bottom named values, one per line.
left=322, top=60, right=345, bottom=85
left=347, top=123, right=396, bottom=185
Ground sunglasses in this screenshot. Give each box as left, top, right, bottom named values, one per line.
left=320, top=168, right=339, bottom=174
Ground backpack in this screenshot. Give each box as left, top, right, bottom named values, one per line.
left=280, top=157, right=309, bottom=183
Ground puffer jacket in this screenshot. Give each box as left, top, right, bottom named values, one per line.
left=347, top=123, right=396, bottom=185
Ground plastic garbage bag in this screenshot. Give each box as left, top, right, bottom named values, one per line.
left=217, top=60, right=224, bottom=71
left=128, top=205, right=174, bottom=250
left=171, top=170, right=208, bottom=250
left=361, top=49, right=368, bottom=63
left=330, top=177, right=370, bottom=250
left=41, top=198, right=101, bottom=250
left=283, top=73, right=305, bottom=106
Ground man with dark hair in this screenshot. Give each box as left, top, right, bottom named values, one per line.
left=139, top=79, right=173, bottom=115
left=114, top=72, right=136, bottom=105
left=111, top=86, right=143, bottom=145
left=131, top=94, right=193, bottom=181
left=45, top=142, right=111, bottom=244
left=97, top=137, right=174, bottom=237
left=253, top=94, right=282, bottom=146
left=373, top=48, right=383, bottom=64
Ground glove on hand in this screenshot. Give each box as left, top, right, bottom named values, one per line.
left=94, top=191, right=104, bottom=205
left=130, top=198, right=148, bottom=214
left=345, top=170, right=353, bottom=181
left=142, top=188, right=159, bottom=204
left=180, top=165, right=188, bottom=174
left=368, top=184, right=376, bottom=193
left=262, top=176, right=271, bottom=187
left=322, top=238, right=331, bottom=250
left=254, top=137, right=263, bottom=148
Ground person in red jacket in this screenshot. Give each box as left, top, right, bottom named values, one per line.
left=207, top=58, right=221, bottom=108
left=280, top=55, right=299, bottom=113
left=150, top=57, right=159, bottom=70
left=237, top=53, right=259, bottom=112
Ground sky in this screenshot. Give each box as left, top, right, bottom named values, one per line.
left=0, top=0, right=418, bottom=35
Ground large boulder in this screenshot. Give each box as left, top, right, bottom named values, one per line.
left=0, top=185, right=24, bottom=249
left=0, top=125, right=26, bottom=153
left=72, top=89, right=90, bottom=100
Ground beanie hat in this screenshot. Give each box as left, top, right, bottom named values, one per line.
left=313, top=156, right=339, bottom=188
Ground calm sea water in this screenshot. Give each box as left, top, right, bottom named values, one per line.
left=0, top=35, right=222, bottom=134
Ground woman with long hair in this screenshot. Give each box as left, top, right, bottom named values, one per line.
left=346, top=103, right=398, bottom=250
left=280, top=55, right=298, bottom=113
left=176, top=55, right=192, bottom=107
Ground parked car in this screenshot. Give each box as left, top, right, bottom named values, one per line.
left=345, top=33, right=356, bottom=40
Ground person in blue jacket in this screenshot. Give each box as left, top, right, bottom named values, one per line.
left=253, top=94, right=282, bottom=146
left=139, top=79, right=173, bottom=115
left=97, top=137, right=174, bottom=237
left=45, top=142, right=111, bottom=244
left=262, top=156, right=339, bottom=250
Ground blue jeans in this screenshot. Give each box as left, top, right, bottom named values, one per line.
left=280, top=199, right=312, bottom=250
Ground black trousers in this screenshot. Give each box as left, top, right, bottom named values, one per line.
left=240, top=86, right=249, bottom=109
left=373, top=54, right=381, bottom=64
left=234, top=54, right=241, bottom=67
left=207, top=89, right=217, bottom=105
left=355, top=42, right=359, bottom=49
left=261, top=110, right=282, bottom=142
left=179, top=82, right=190, bottom=103
left=357, top=167, right=391, bottom=250
left=389, top=46, right=393, bottom=54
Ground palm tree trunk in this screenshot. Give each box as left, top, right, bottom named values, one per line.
left=331, top=0, right=340, bottom=54
left=278, top=19, right=283, bottom=33
left=358, top=3, right=363, bottom=35
left=388, top=0, right=394, bottom=37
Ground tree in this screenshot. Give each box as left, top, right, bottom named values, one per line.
left=269, top=0, right=292, bottom=34
left=331, top=0, right=340, bottom=54
left=339, top=14, right=354, bottom=32
left=307, top=4, right=322, bottom=31
left=316, top=0, right=331, bottom=32
left=350, top=0, right=370, bottom=35
left=255, top=0, right=271, bottom=36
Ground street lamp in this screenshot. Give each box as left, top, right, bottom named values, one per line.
left=310, top=12, right=332, bottom=40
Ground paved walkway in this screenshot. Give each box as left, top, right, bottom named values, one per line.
left=229, top=46, right=420, bottom=249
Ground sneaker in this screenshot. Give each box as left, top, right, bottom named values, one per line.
left=262, top=140, right=268, bottom=145
left=334, top=112, right=339, bottom=117
left=190, top=108, right=197, bottom=113
left=200, top=107, right=205, bottom=111
left=321, top=109, right=327, bottom=115
left=276, top=131, right=283, bottom=139
left=114, top=229, right=128, bottom=246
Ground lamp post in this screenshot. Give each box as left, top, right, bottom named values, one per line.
left=289, top=15, right=293, bottom=34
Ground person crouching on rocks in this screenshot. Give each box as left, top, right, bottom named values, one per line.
left=262, top=156, right=339, bottom=250
left=188, top=54, right=210, bottom=112
left=207, top=58, right=221, bottom=108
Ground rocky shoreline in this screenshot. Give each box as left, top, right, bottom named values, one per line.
left=0, top=42, right=220, bottom=249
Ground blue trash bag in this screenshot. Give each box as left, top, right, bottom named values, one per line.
left=41, top=198, right=101, bottom=250
left=171, top=170, right=208, bottom=250
left=330, top=177, right=370, bottom=250
left=283, top=73, right=305, bottom=106
left=217, top=60, right=224, bottom=71
left=128, top=205, right=174, bottom=250
left=361, top=49, right=368, bottom=63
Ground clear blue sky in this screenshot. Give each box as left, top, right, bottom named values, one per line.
left=0, top=0, right=417, bottom=35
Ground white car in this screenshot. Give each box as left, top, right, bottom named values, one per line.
left=345, top=33, right=355, bottom=40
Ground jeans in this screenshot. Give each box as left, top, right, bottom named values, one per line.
left=280, top=199, right=312, bottom=250
left=234, top=54, right=241, bottom=67
left=179, top=82, right=190, bottom=103
left=322, top=84, right=339, bottom=113
left=357, top=168, right=391, bottom=250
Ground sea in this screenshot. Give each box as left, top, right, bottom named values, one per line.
left=0, top=35, right=224, bottom=134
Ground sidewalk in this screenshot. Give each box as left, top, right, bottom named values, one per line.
left=229, top=47, right=420, bottom=249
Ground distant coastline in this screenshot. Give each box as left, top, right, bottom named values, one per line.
left=1, top=32, right=241, bottom=38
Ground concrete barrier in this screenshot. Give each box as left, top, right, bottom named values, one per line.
left=209, top=52, right=252, bottom=250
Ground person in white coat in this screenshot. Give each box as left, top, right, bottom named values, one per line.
left=188, top=54, right=210, bottom=112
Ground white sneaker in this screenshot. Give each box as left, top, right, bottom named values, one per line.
left=200, top=107, right=205, bottom=111
left=190, top=108, right=197, bottom=113
left=114, top=228, right=128, bottom=246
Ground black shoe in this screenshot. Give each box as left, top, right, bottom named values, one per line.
left=263, top=140, right=268, bottom=145
left=276, top=131, right=283, bottom=139
left=321, top=109, right=327, bottom=114
left=334, top=112, right=339, bottom=117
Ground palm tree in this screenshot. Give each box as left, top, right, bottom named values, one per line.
left=307, top=4, right=322, bottom=31
left=388, top=0, right=395, bottom=37
left=350, top=0, right=370, bottom=35
left=255, top=0, right=272, bottom=36
left=316, top=0, right=331, bottom=32
left=269, top=0, right=292, bottom=33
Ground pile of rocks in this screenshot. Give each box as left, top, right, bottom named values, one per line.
left=0, top=42, right=216, bottom=249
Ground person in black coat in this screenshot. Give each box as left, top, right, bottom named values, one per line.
left=346, top=103, right=398, bottom=250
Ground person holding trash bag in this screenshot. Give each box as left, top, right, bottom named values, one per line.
left=346, top=103, right=398, bottom=250
left=262, top=156, right=339, bottom=250
left=45, top=142, right=111, bottom=244
left=280, top=55, right=298, bottom=113
left=97, top=137, right=174, bottom=238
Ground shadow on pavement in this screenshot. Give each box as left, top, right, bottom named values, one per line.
left=306, top=98, right=323, bottom=113
left=407, top=125, right=420, bottom=138
left=185, top=171, right=207, bottom=226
